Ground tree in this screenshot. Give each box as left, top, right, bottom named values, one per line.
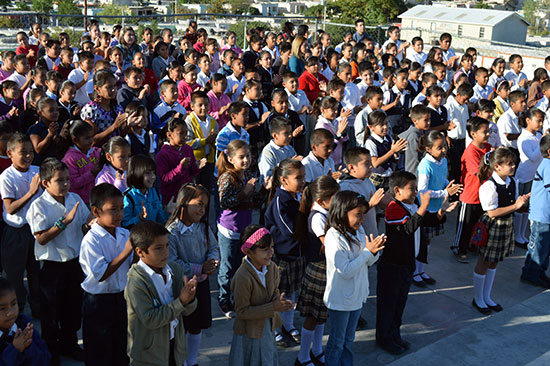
left=328, top=0, right=405, bottom=25
left=475, top=1, right=490, bottom=9
left=98, top=4, right=130, bottom=25
left=523, top=0, right=550, bottom=34
left=57, top=0, right=82, bottom=27
left=207, top=0, right=225, bottom=14
left=32, top=0, right=53, bottom=14
left=15, top=1, right=29, bottom=10
left=230, top=0, right=252, bottom=14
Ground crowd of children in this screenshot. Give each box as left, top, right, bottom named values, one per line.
left=0, top=17, right=549, bottom=366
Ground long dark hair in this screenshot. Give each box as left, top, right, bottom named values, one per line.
left=268, top=158, right=304, bottom=204
left=326, top=190, right=369, bottom=246
left=295, top=175, right=340, bottom=244
left=477, top=147, right=516, bottom=183
left=166, top=183, right=211, bottom=247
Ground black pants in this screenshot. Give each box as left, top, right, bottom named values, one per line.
left=198, top=162, right=215, bottom=193
left=375, top=260, right=414, bottom=345
left=2, top=224, right=40, bottom=314
left=452, top=202, right=484, bottom=255
left=82, top=291, right=129, bottom=366
left=448, top=138, right=465, bottom=184
left=40, top=258, right=84, bottom=357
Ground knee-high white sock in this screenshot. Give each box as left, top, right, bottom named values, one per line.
left=312, top=324, right=325, bottom=362
left=414, top=260, right=424, bottom=276
left=186, top=332, right=201, bottom=366
left=473, top=272, right=487, bottom=308
left=298, top=327, right=314, bottom=362
left=514, top=212, right=524, bottom=243
left=483, top=268, right=497, bottom=307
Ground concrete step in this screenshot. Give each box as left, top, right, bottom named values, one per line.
left=388, top=290, right=550, bottom=366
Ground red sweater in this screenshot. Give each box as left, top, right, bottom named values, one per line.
left=298, top=71, right=328, bottom=104
left=16, top=45, right=39, bottom=68
left=143, top=68, right=158, bottom=93
left=459, top=142, right=492, bottom=204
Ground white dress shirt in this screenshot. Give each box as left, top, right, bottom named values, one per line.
left=445, top=97, right=468, bottom=140
left=497, top=108, right=521, bottom=149
left=0, top=165, right=41, bottom=228
left=302, top=151, right=335, bottom=183
left=479, top=172, right=518, bottom=211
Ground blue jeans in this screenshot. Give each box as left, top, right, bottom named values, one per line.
left=325, top=308, right=361, bottom=366
left=522, top=221, right=550, bottom=281
left=217, top=233, right=243, bottom=305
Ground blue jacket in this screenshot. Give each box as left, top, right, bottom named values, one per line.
left=123, top=186, right=169, bottom=228
left=265, top=187, right=301, bottom=261
left=0, top=314, right=50, bottom=366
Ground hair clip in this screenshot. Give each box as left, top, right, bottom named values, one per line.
left=223, top=149, right=228, bottom=155
left=483, top=151, right=492, bottom=165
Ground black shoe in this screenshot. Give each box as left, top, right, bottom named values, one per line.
left=218, top=301, right=235, bottom=318
left=520, top=275, right=550, bottom=289
left=295, top=358, right=314, bottom=366
left=412, top=277, right=427, bottom=288
left=394, top=337, right=410, bottom=350
left=472, top=299, right=492, bottom=315
left=275, top=332, right=292, bottom=348
left=515, top=241, right=528, bottom=249
left=282, top=326, right=301, bottom=344
left=377, top=341, right=406, bottom=355
left=61, top=345, right=84, bottom=362
left=454, top=252, right=469, bottom=263
left=310, top=350, right=325, bottom=366
left=419, top=272, right=436, bottom=285
left=356, top=316, right=368, bottom=330
left=487, top=303, right=503, bottom=312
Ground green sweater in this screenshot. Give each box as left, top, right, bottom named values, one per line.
left=125, top=261, right=197, bottom=366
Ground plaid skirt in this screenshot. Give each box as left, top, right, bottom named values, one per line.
left=478, top=213, right=514, bottom=263
left=424, top=223, right=445, bottom=241
left=296, top=261, right=328, bottom=322
left=369, top=173, right=389, bottom=191
left=275, top=256, right=305, bottom=295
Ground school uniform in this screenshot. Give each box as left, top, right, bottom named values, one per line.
left=302, top=151, right=335, bottom=184
left=243, top=97, right=269, bottom=165
left=258, top=140, right=297, bottom=183
left=471, top=83, right=492, bottom=104
left=446, top=97, right=469, bottom=182
left=0, top=165, right=41, bottom=314
left=296, top=204, right=329, bottom=322
left=68, top=68, right=93, bottom=106
left=79, top=223, right=132, bottom=366
left=412, top=92, right=426, bottom=107
left=267, top=109, right=306, bottom=156
left=285, top=88, right=310, bottom=126
left=497, top=108, right=521, bottom=153
left=405, top=49, right=427, bottom=66
left=116, top=84, right=158, bottom=111
left=505, top=70, right=528, bottom=92
left=406, top=79, right=421, bottom=101
left=196, top=70, right=211, bottom=88
left=27, top=191, right=89, bottom=358
left=167, top=221, right=219, bottom=332
left=258, top=66, right=274, bottom=105
left=536, top=96, right=550, bottom=133
left=478, top=173, right=518, bottom=262
left=354, top=105, right=375, bottom=146
left=0, top=314, right=51, bottom=365
left=488, top=73, right=505, bottom=90
left=265, top=187, right=305, bottom=295
left=226, top=74, right=245, bottom=103
left=427, top=104, right=449, bottom=131
left=365, top=133, right=397, bottom=190
left=383, top=85, right=411, bottom=135
left=37, top=55, right=61, bottom=71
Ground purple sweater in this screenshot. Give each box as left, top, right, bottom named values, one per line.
left=62, top=146, right=101, bottom=204
left=156, top=143, right=200, bottom=205
left=95, top=164, right=127, bottom=192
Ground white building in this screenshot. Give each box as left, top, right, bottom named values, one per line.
left=400, top=5, right=529, bottom=46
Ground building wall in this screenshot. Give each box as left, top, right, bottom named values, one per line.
left=491, top=16, right=527, bottom=45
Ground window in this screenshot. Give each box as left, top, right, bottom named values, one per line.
left=458, top=25, right=463, bottom=36
left=431, top=22, right=436, bottom=31
left=479, top=27, right=485, bottom=38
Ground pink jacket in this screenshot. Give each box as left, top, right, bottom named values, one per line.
left=156, top=143, right=200, bottom=205
left=177, top=80, right=200, bottom=110
left=62, top=147, right=101, bottom=204
left=207, top=90, right=231, bottom=129
left=95, top=164, right=127, bottom=192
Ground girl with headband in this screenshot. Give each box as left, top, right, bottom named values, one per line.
left=229, top=224, right=293, bottom=366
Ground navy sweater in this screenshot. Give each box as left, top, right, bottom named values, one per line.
left=265, top=187, right=302, bottom=261
left=0, top=314, right=50, bottom=366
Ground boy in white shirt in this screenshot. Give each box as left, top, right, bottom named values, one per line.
left=79, top=183, right=133, bottom=366
left=382, top=26, right=409, bottom=62
left=355, top=86, right=384, bottom=144
left=225, top=59, right=245, bottom=103
left=27, top=158, right=91, bottom=364
left=406, top=37, right=427, bottom=66
left=446, top=84, right=473, bottom=182
left=498, top=91, right=526, bottom=154
left=535, top=80, right=550, bottom=133
left=8, top=55, right=32, bottom=91
left=259, top=117, right=299, bottom=183
left=302, top=129, right=336, bottom=183
left=67, top=51, right=94, bottom=105
left=284, top=72, right=311, bottom=125
left=471, top=67, right=491, bottom=103
left=505, top=54, right=528, bottom=92
left=0, top=133, right=41, bottom=316
left=196, top=54, right=211, bottom=88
